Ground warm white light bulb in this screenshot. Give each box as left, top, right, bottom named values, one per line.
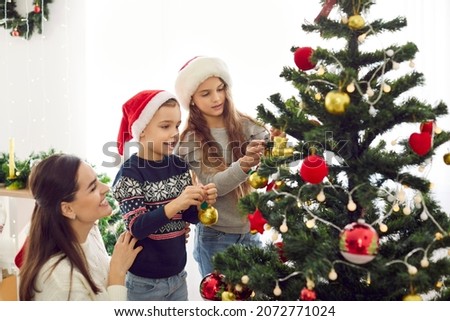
left=306, top=219, right=316, bottom=229
left=273, top=285, right=282, bottom=296
left=420, top=209, right=428, bottom=221
left=408, top=265, right=418, bottom=275
left=402, top=206, right=411, bottom=215
left=379, top=223, right=388, bottom=233
left=279, top=223, right=288, bottom=233
left=328, top=269, right=337, bottom=281
left=316, top=190, right=326, bottom=202
left=346, top=82, right=355, bottom=93
left=347, top=199, right=357, bottom=211
left=420, top=258, right=429, bottom=268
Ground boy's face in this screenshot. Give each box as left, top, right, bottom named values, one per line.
left=139, top=104, right=181, bottom=161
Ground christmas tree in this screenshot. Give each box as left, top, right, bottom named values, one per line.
left=209, top=0, right=450, bottom=301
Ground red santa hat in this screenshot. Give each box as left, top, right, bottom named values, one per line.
left=117, top=90, right=176, bottom=155
left=174, top=56, right=232, bottom=110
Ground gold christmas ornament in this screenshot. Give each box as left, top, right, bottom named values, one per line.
left=221, top=291, right=236, bottom=301
left=272, top=136, right=294, bottom=157
left=198, top=202, right=218, bottom=226
left=402, top=294, right=422, bottom=301
left=348, top=14, right=365, bottom=30
left=272, top=147, right=294, bottom=157
left=248, top=171, right=269, bottom=189
left=325, top=91, right=350, bottom=115
left=443, top=152, right=450, bottom=165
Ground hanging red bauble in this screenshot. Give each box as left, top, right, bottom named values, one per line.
left=247, top=208, right=267, bottom=234
left=11, top=28, right=20, bottom=37
left=299, top=154, right=328, bottom=184
left=199, top=272, right=226, bottom=301
left=274, top=241, right=287, bottom=262
left=34, top=4, right=41, bottom=13
left=408, top=132, right=432, bottom=156
left=294, top=47, right=316, bottom=71
left=420, top=120, right=435, bottom=134
left=339, top=219, right=379, bottom=264
left=300, top=287, right=317, bottom=301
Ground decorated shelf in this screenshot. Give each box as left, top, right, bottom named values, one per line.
left=0, top=187, right=32, bottom=199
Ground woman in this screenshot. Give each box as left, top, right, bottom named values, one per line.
left=175, top=56, right=267, bottom=277
left=19, top=154, right=142, bottom=300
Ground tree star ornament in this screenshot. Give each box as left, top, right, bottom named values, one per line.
left=325, top=91, right=350, bottom=115
left=339, top=219, right=379, bottom=264
left=247, top=208, right=268, bottom=234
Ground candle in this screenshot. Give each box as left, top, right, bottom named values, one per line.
left=9, top=138, right=15, bottom=178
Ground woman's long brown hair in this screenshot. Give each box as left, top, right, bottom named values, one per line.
left=19, top=154, right=101, bottom=300
left=180, top=81, right=261, bottom=198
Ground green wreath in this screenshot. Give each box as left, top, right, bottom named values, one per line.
left=0, top=0, right=53, bottom=39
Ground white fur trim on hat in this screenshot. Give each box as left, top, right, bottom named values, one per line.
left=130, top=91, right=177, bottom=141
left=175, top=56, right=232, bottom=110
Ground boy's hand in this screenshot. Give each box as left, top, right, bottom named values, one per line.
left=165, top=185, right=206, bottom=219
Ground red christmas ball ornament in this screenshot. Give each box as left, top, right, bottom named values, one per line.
left=339, top=219, right=379, bottom=264
left=300, top=287, right=317, bottom=301
left=294, top=47, right=316, bottom=71
left=34, top=4, right=41, bottom=13
left=11, top=28, right=20, bottom=37
left=274, top=241, right=287, bottom=262
left=199, top=272, right=226, bottom=301
left=247, top=208, right=267, bottom=234
left=299, top=154, right=328, bottom=184
left=408, top=132, right=432, bottom=156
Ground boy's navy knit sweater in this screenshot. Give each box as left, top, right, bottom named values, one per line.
left=113, top=154, right=199, bottom=279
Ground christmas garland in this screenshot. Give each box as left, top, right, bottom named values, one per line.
left=0, top=0, right=53, bottom=39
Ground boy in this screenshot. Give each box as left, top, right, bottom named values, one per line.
left=113, top=90, right=217, bottom=300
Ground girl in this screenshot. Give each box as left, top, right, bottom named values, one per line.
left=175, top=56, right=267, bottom=277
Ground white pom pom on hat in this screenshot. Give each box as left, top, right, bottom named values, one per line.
left=174, top=56, right=232, bottom=110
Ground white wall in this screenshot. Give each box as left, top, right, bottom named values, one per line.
left=1, top=0, right=449, bottom=301
left=1, top=0, right=87, bottom=159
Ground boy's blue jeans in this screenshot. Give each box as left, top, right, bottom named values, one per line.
left=193, top=223, right=262, bottom=277
left=126, top=270, right=188, bottom=301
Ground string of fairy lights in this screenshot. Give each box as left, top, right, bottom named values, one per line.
left=239, top=6, right=450, bottom=299
left=1, top=0, right=74, bottom=160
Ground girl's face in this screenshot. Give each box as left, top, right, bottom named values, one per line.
left=65, top=161, right=112, bottom=224
left=139, top=104, right=181, bottom=161
left=192, top=77, right=226, bottom=120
